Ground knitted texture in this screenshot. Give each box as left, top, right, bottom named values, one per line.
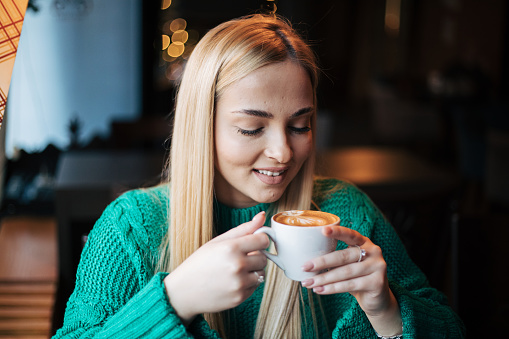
left=53, top=179, right=465, bottom=338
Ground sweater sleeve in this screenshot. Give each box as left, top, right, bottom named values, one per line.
left=316, top=179, right=465, bottom=338
left=52, top=191, right=218, bottom=339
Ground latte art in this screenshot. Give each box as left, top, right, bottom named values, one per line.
left=274, top=210, right=339, bottom=226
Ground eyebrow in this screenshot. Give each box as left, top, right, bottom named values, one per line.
left=233, top=107, right=313, bottom=119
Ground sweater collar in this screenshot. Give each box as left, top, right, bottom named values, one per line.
left=213, top=199, right=272, bottom=235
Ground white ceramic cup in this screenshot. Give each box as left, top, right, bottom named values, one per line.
left=254, top=210, right=340, bottom=281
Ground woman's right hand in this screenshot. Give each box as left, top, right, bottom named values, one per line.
left=163, top=212, right=269, bottom=325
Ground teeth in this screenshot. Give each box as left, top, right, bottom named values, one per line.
left=257, top=169, right=284, bottom=176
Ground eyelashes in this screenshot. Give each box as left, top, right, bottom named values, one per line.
left=289, top=126, right=311, bottom=134
left=237, top=126, right=311, bottom=136
left=238, top=127, right=263, bottom=136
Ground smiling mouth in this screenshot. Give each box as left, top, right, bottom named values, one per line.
left=254, top=169, right=287, bottom=177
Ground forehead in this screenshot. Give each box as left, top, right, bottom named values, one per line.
left=217, top=61, right=314, bottom=112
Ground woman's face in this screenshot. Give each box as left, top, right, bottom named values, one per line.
left=214, top=60, right=314, bottom=208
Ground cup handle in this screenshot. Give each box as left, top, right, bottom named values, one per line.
left=254, top=226, right=285, bottom=271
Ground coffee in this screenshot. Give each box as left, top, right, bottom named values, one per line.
left=273, top=210, right=339, bottom=227
left=254, top=210, right=340, bottom=281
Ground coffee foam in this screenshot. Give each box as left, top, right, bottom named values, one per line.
left=274, top=210, right=339, bottom=226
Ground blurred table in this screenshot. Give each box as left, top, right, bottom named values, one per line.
left=316, top=147, right=459, bottom=201
left=54, top=150, right=165, bottom=325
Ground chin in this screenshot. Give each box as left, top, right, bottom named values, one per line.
left=256, top=197, right=280, bottom=204
left=255, top=189, right=286, bottom=204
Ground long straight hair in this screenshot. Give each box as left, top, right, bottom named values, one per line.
left=157, top=14, right=319, bottom=338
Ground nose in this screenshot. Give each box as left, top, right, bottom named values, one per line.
left=264, top=131, right=293, bottom=163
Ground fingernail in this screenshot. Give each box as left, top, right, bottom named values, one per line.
left=254, top=211, right=265, bottom=221
left=301, top=279, right=313, bottom=287
left=324, top=227, right=332, bottom=236
left=301, top=262, right=313, bottom=271
left=313, top=286, right=324, bottom=293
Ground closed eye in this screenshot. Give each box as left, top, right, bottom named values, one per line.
left=237, top=127, right=263, bottom=136
left=289, top=126, right=311, bottom=134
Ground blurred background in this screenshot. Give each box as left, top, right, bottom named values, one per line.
left=0, top=0, right=508, bottom=337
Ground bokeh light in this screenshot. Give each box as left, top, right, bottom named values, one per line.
left=169, top=18, right=187, bottom=32
left=161, top=0, right=171, bottom=10
left=385, top=13, right=400, bottom=31
left=159, top=9, right=201, bottom=83
left=162, top=21, right=173, bottom=35
left=162, top=35, right=170, bottom=50
left=172, top=30, right=189, bottom=44
left=162, top=51, right=177, bottom=63
left=167, top=41, right=185, bottom=58
left=384, top=0, right=401, bottom=36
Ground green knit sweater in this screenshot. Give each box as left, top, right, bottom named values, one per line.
left=53, top=178, right=465, bottom=338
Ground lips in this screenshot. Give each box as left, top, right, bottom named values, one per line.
left=253, top=167, right=288, bottom=185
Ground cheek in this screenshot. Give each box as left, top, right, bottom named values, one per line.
left=294, top=135, right=313, bottom=160
left=215, top=134, right=257, bottom=170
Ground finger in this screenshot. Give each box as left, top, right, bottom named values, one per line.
left=303, top=246, right=365, bottom=272
left=312, top=275, right=370, bottom=295
left=303, top=261, right=369, bottom=288
left=322, top=225, right=365, bottom=246
left=244, top=252, right=268, bottom=271
left=212, top=212, right=266, bottom=242
left=236, top=232, right=270, bottom=254
left=251, top=269, right=265, bottom=286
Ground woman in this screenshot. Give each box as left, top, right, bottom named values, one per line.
left=53, top=14, right=465, bottom=338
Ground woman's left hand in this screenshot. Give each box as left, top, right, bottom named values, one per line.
left=301, top=225, right=396, bottom=318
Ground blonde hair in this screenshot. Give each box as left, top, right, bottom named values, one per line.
left=158, top=14, right=319, bottom=338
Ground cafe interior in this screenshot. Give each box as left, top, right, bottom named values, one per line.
left=1, top=0, right=508, bottom=337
